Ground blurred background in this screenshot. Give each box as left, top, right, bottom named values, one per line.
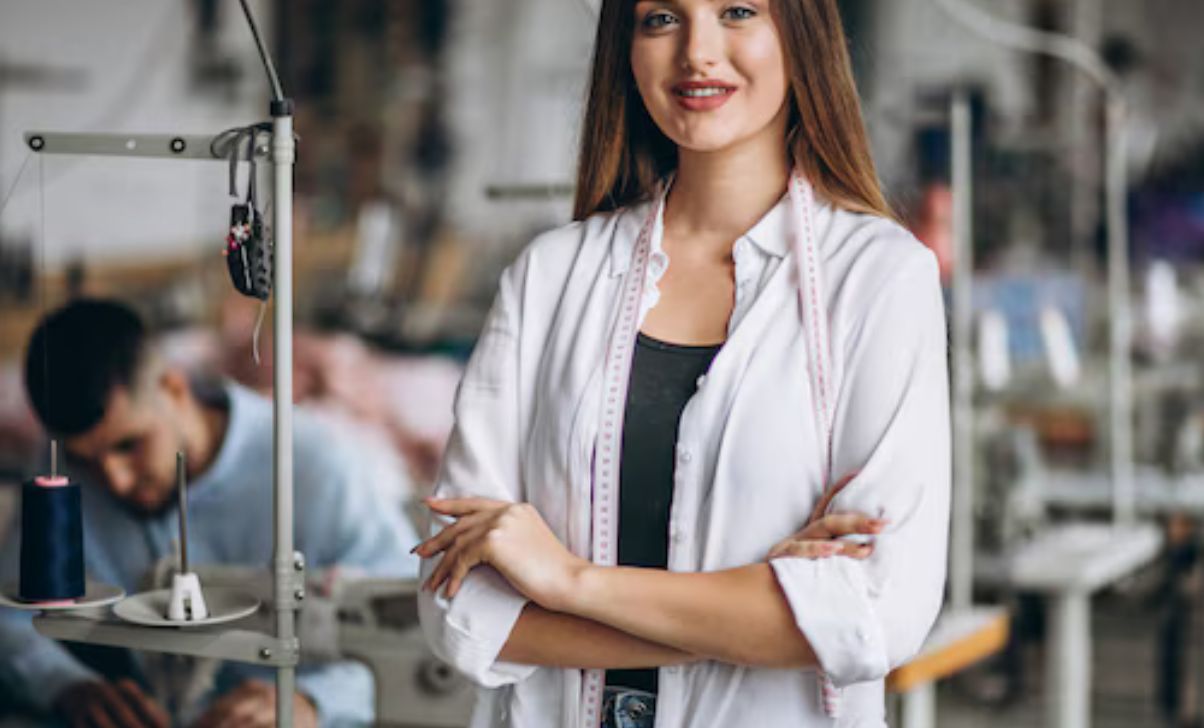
left=1, top=0, right=1204, bottom=726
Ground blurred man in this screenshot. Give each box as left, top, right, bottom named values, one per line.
left=0, top=299, right=420, bottom=727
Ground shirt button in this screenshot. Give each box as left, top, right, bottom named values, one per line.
left=857, top=629, right=870, bottom=644
left=678, top=447, right=692, bottom=464
left=696, top=374, right=707, bottom=388
left=672, top=530, right=686, bottom=544
left=665, top=666, right=679, bottom=675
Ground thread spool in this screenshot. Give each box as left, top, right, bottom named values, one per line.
left=19, top=475, right=85, bottom=604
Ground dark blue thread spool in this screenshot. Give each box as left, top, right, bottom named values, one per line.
left=19, top=476, right=85, bottom=603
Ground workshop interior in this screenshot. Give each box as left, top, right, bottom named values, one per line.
left=2, top=0, right=1204, bottom=726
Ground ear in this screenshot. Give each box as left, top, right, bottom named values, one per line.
left=158, top=368, right=193, bottom=406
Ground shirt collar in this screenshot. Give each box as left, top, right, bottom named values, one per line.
left=741, top=192, right=791, bottom=259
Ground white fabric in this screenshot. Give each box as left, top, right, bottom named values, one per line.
left=418, top=189, right=951, bottom=728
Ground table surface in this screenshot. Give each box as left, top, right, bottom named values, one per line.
left=977, top=522, right=1163, bottom=593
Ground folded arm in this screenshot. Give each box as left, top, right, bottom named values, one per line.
left=498, top=603, right=696, bottom=669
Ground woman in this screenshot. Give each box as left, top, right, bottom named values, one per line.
left=416, top=0, right=950, bottom=726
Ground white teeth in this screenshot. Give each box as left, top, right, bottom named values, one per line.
left=678, top=87, right=730, bottom=98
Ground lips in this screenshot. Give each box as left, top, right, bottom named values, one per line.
left=671, top=80, right=737, bottom=111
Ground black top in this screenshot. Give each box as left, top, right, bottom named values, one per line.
left=605, top=332, right=722, bottom=695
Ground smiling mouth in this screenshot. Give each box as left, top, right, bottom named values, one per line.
left=673, top=85, right=736, bottom=98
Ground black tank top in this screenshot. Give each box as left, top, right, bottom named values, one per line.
left=605, top=332, right=722, bottom=694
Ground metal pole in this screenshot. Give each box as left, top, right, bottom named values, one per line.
left=271, top=106, right=296, bottom=728
left=177, top=453, right=189, bottom=574
left=1106, top=97, right=1134, bottom=525
left=950, top=89, right=975, bottom=611
left=931, top=0, right=1135, bottom=526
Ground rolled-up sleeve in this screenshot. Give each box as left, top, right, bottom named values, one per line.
left=417, top=261, right=537, bottom=688
left=771, top=246, right=950, bottom=687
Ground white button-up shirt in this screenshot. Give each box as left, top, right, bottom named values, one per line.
left=419, top=190, right=950, bottom=728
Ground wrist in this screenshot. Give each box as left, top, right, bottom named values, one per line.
left=557, top=559, right=602, bottom=615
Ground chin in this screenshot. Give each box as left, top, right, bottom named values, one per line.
left=123, top=496, right=172, bottom=518
left=670, top=132, right=755, bottom=155
left=658, top=121, right=759, bottom=156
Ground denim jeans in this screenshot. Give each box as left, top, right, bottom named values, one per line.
left=600, top=687, right=657, bottom=728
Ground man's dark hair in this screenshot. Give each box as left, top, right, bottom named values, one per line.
left=25, top=299, right=149, bottom=436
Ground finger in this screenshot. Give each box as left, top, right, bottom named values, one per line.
left=771, top=541, right=842, bottom=560
left=821, top=512, right=888, bottom=538
left=429, top=537, right=484, bottom=595
left=87, top=701, right=120, bottom=728
left=444, top=550, right=480, bottom=599
left=423, top=536, right=460, bottom=592
left=424, top=497, right=507, bottom=516
left=808, top=470, right=860, bottom=523
left=193, top=689, right=246, bottom=728
left=97, top=684, right=148, bottom=728
left=214, top=699, right=264, bottom=728
left=412, top=511, right=489, bottom=557
left=115, top=679, right=169, bottom=728
left=424, top=530, right=475, bottom=593
left=766, top=539, right=795, bottom=560
left=835, top=541, right=875, bottom=560
left=799, top=512, right=886, bottom=540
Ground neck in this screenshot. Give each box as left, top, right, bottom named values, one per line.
left=182, top=396, right=229, bottom=482
left=663, top=123, right=791, bottom=256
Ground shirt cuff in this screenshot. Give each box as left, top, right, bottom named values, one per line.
left=418, top=565, right=535, bottom=688
left=770, top=556, right=889, bottom=687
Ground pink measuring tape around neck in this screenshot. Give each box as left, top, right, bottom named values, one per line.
left=581, top=172, right=840, bottom=725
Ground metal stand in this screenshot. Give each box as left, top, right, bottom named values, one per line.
left=25, top=121, right=302, bottom=728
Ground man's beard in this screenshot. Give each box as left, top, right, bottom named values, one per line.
left=117, top=487, right=175, bottom=518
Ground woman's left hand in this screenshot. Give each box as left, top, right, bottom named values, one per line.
left=415, top=497, right=588, bottom=610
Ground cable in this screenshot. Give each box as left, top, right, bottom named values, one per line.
left=237, top=0, right=285, bottom=102
left=38, top=155, right=51, bottom=474
left=931, top=0, right=1120, bottom=94
left=0, top=152, right=32, bottom=219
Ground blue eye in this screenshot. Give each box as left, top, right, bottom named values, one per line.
left=722, top=5, right=757, bottom=20
left=641, top=10, right=677, bottom=30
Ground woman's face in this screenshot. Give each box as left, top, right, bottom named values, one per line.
left=630, top=0, right=790, bottom=155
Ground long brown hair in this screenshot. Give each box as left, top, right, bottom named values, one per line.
left=572, top=0, right=892, bottom=221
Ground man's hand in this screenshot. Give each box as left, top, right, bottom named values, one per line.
left=191, top=680, right=318, bottom=728
left=55, top=678, right=170, bottom=728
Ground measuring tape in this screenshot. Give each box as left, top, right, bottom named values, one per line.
left=582, top=172, right=840, bottom=726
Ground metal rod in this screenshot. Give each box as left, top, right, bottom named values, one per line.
left=49, top=440, right=57, bottom=479
left=177, top=452, right=189, bottom=574
left=271, top=108, right=297, bottom=728
left=33, top=615, right=298, bottom=665
left=950, top=89, right=975, bottom=611
left=1106, top=98, right=1134, bottom=525
left=484, top=182, right=575, bottom=200
left=23, top=132, right=268, bottom=161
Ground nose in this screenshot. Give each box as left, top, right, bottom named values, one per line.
left=681, top=13, right=722, bottom=74
left=101, top=455, right=136, bottom=496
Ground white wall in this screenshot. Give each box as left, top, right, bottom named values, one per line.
left=441, top=0, right=597, bottom=249
left=0, top=0, right=270, bottom=269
